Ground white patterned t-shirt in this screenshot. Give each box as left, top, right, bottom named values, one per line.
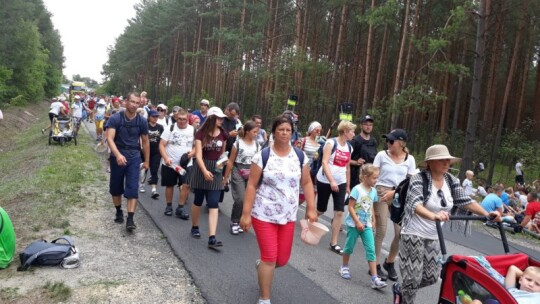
left=160, top=124, right=194, bottom=166
left=252, top=148, right=308, bottom=224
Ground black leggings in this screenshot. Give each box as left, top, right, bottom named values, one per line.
left=148, top=152, right=161, bottom=185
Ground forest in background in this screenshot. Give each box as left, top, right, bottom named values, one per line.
left=102, top=0, right=540, bottom=184
left=0, top=0, right=64, bottom=106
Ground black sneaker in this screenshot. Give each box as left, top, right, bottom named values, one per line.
left=208, top=238, right=223, bottom=248
left=164, top=205, right=173, bottom=216
left=369, top=265, right=387, bottom=281
left=175, top=206, right=189, bottom=220
left=191, top=228, right=201, bottom=239
left=383, top=259, right=399, bottom=281
left=393, top=282, right=402, bottom=304
left=126, top=218, right=136, bottom=231
left=114, top=210, right=124, bottom=223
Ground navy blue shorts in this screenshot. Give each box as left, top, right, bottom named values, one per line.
left=109, top=155, right=141, bottom=199
left=193, top=189, right=220, bottom=209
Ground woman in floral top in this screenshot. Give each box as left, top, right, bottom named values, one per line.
left=240, top=115, right=318, bottom=304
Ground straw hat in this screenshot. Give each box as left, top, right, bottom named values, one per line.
left=300, top=219, right=329, bottom=245
left=419, top=144, right=461, bottom=167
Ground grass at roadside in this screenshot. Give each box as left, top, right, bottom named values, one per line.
left=0, top=121, right=103, bottom=243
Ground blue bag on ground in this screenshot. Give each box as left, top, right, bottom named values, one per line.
left=17, top=236, right=79, bottom=271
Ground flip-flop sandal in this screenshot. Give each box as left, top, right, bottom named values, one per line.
left=330, top=244, right=343, bottom=255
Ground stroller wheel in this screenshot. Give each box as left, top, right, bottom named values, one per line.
left=74, top=136, right=77, bottom=146
left=60, top=137, right=65, bottom=146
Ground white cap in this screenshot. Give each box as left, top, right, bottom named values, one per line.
left=157, top=103, right=168, bottom=110
left=74, top=95, right=80, bottom=100
left=98, top=99, right=106, bottom=105
left=207, top=106, right=226, bottom=118
left=200, top=99, right=210, bottom=106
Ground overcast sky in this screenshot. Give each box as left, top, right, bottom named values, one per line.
left=43, top=0, right=141, bottom=83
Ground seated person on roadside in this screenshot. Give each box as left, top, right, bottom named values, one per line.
left=462, top=170, right=475, bottom=198
left=518, top=192, right=540, bottom=232
left=481, top=185, right=515, bottom=223
left=477, top=180, right=488, bottom=197
left=505, top=265, right=540, bottom=304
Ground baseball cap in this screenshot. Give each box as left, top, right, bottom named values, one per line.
left=200, top=99, right=210, bottom=106
left=207, top=106, right=226, bottom=118
left=382, top=129, right=408, bottom=142
left=360, top=115, right=374, bottom=123
left=148, top=110, right=159, bottom=117
left=157, top=103, right=168, bottom=110
left=74, top=95, right=80, bottom=100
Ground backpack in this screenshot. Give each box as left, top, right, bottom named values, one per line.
left=259, top=146, right=304, bottom=186
left=390, top=171, right=453, bottom=225
left=18, top=236, right=79, bottom=271
left=310, top=138, right=352, bottom=177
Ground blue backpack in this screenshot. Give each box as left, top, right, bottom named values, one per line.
left=310, top=138, right=352, bottom=177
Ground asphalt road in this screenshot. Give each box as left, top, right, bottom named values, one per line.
left=83, top=120, right=539, bottom=304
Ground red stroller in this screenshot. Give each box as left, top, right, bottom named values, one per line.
left=436, top=216, right=540, bottom=304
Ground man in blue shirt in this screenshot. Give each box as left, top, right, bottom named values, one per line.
left=191, top=99, right=210, bottom=125
left=481, top=185, right=504, bottom=213
left=106, top=92, right=150, bottom=231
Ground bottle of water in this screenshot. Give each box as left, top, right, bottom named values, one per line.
left=392, top=193, right=400, bottom=208
left=215, top=151, right=229, bottom=173
left=168, top=163, right=186, bottom=176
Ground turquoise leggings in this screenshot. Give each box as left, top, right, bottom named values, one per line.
left=343, top=226, right=376, bottom=261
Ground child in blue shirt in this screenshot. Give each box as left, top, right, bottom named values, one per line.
left=339, top=164, right=387, bottom=289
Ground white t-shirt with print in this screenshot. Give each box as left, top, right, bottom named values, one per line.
left=316, top=139, right=352, bottom=185
left=373, top=150, right=416, bottom=188
left=251, top=148, right=308, bottom=224
left=234, top=138, right=259, bottom=165
left=160, top=124, right=194, bottom=166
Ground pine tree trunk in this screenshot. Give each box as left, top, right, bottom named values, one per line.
left=486, top=0, right=527, bottom=185
left=373, top=23, right=389, bottom=105
left=460, top=0, right=486, bottom=180
left=514, top=22, right=532, bottom=130
left=361, top=0, right=375, bottom=114
left=390, top=0, right=411, bottom=128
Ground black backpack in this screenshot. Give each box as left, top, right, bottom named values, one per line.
left=18, top=236, right=79, bottom=271
left=310, top=138, right=352, bottom=177
left=390, top=171, right=453, bottom=225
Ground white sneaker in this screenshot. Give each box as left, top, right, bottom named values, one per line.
left=230, top=223, right=240, bottom=235
left=371, top=276, right=388, bottom=289
left=257, top=299, right=271, bottom=304
left=139, top=186, right=146, bottom=193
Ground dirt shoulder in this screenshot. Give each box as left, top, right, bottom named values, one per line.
left=0, top=101, right=205, bottom=304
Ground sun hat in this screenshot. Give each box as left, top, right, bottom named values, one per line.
left=382, top=128, right=408, bottom=142
left=299, top=219, right=329, bottom=245
left=207, top=106, right=226, bottom=118
left=307, top=121, right=322, bottom=134
left=200, top=99, right=210, bottom=106
left=360, top=115, right=374, bottom=123
left=419, top=144, right=461, bottom=167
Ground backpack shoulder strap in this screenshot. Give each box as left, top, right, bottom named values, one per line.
left=420, top=171, right=429, bottom=204
left=51, top=236, right=74, bottom=247
left=170, top=123, right=175, bottom=132
left=293, top=147, right=305, bottom=171
left=261, top=147, right=271, bottom=170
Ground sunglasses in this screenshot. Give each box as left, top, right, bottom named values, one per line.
left=386, top=139, right=395, bottom=145
left=157, top=109, right=166, bottom=112
left=437, top=189, right=447, bottom=208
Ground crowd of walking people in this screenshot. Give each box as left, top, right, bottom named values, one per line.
left=41, top=91, right=540, bottom=304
